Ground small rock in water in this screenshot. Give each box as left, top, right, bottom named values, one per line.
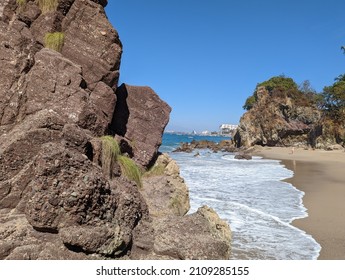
left=234, top=152, right=252, bottom=160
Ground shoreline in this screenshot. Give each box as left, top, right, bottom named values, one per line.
left=254, top=146, right=345, bottom=260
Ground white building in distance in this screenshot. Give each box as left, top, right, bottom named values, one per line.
left=219, top=124, right=238, bottom=135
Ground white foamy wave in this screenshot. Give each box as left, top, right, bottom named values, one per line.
left=169, top=149, right=321, bottom=260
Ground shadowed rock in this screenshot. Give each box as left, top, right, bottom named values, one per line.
left=111, top=84, right=171, bottom=167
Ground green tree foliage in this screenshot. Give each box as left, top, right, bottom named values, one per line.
left=243, top=95, right=257, bottom=110
left=242, top=75, right=317, bottom=110
left=258, top=75, right=298, bottom=93
left=299, top=80, right=315, bottom=95
left=321, top=75, right=345, bottom=121
left=299, top=80, right=323, bottom=108
left=44, top=32, right=65, bottom=52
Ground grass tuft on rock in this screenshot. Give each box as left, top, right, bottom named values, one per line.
left=118, top=155, right=142, bottom=188
left=16, top=0, right=26, bottom=7
left=143, top=163, right=165, bottom=178
left=100, top=136, right=121, bottom=179
left=36, top=0, right=58, bottom=13
left=16, top=0, right=26, bottom=12
left=44, top=32, right=65, bottom=52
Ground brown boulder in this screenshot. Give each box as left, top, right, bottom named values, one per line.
left=173, top=140, right=237, bottom=153
left=141, top=153, right=190, bottom=217
left=234, top=152, right=252, bottom=160
left=0, top=213, right=94, bottom=260
left=111, top=84, right=171, bottom=167
left=131, top=206, right=231, bottom=260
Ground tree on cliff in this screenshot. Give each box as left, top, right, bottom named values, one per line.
left=257, top=76, right=298, bottom=93
left=242, top=75, right=316, bottom=110
left=321, top=74, right=345, bottom=121
left=243, top=95, right=256, bottom=110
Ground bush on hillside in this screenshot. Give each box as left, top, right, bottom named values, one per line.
left=242, top=75, right=318, bottom=110
left=321, top=75, right=345, bottom=122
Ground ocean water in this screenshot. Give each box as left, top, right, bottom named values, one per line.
left=161, top=133, right=321, bottom=260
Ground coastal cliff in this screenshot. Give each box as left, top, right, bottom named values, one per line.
left=235, top=76, right=345, bottom=149
left=0, top=0, right=230, bottom=259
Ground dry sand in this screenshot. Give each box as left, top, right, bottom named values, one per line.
left=254, top=146, right=345, bottom=259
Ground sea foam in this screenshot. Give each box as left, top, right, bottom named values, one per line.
left=162, top=134, right=321, bottom=259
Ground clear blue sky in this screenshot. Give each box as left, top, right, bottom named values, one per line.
left=105, top=0, right=345, bottom=132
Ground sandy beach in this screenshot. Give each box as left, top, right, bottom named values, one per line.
left=254, top=146, right=345, bottom=259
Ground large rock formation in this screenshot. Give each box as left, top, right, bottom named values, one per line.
left=173, top=139, right=236, bottom=153
left=0, top=0, right=143, bottom=260
left=111, top=84, right=171, bottom=168
left=235, top=86, right=321, bottom=147
left=131, top=206, right=231, bottom=260
left=141, top=153, right=190, bottom=218
left=0, top=0, right=231, bottom=260
left=135, top=153, right=231, bottom=260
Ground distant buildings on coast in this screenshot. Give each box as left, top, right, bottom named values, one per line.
left=166, top=123, right=238, bottom=137
left=219, top=124, right=238, bottom=136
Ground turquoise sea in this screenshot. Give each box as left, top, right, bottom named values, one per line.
left=161, top=133, right=321, bottom=260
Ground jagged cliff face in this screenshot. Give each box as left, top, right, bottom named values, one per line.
left=0, top=0, right=230, bottom=260
left=234, top=86, right=321, bottom=147
left=0, top=0, right=121, bottom=133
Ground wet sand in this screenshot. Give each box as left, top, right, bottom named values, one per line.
left=253, top=146, right=345, bottom=260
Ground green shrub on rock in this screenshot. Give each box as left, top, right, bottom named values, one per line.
left=36, top=0, right=58, bottom=13
left=16, top=0, right=26, bottom=7
left=100, top=136, right=120, bottom=179
left=44, top=32, right=65, bottom=52
left=143, top=162, right=165, bottom=178
left=16, top=0, right=26, bottom=12
left=118, top=155, right=142, bottom=188
left=100, top=136, right=142, bottom=187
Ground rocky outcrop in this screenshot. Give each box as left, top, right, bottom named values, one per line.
left=0, top=0, right=120, bottom=135
left=0, top=0, right=145, bottom=260
left=111, top=84, right=171, bottom=167
left=173, top=140, right=237, bottom=153
left=0, top=0, right=231, bottom=260
left=135, top=154, right=231, bottom=260
left=141, top=153, right=190, bottom=217
left=131, top=206, right=231, bottom=260
left=308, top=118, right=345, bottom=150
left=235, top=86, right=321, bottom=147
left=61, top=0, right=122, bottom=90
